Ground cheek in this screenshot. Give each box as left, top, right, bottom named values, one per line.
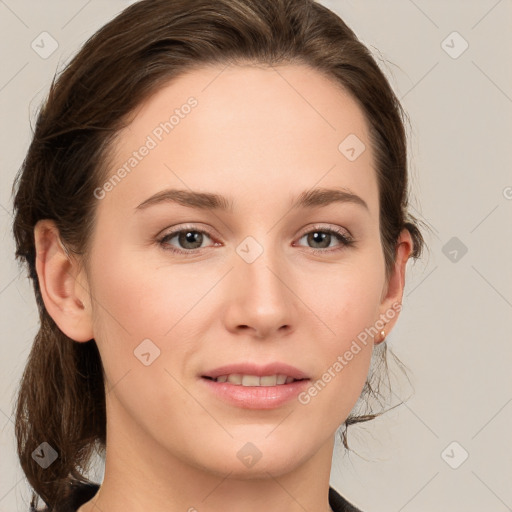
left=304, top=256, right=384, bottom=343
left=296, top=258, right=384, bottom=413
left=86, top=246, right=194, bottom=422
left=85, top=238, right=164, bottom=376
left=89, top=243, right=181, bottom=337
left=86, top=240, right=213, bottom=389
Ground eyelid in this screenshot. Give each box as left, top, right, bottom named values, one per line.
left=296, top=223, right=353, bottom=241
left=157, top=223, right=217, bottom=240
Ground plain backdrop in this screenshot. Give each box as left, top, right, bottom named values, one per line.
left=1, top=1, right=511, bottom=511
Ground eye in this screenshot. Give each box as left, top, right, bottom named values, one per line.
left=294, top=226, right=355, bottom=254
left=158, top=226, right=217, bottom=254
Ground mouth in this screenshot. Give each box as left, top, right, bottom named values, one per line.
left=200, top=373, right=310, bottom=409
left=201, top=374, right=309, bottom=386
left=199, top=362, right=310, bottom=408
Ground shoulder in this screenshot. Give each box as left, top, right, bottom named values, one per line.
left=29, top=482, right=100, bottom=512
left=329, top=486, right=364, bottom=512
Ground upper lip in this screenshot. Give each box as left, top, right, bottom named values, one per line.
left=202, top=362, right=309, bottom=380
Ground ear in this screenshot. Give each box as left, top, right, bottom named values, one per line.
left=34, top=219, right=94, bottom=342
left=374, top=228, right=414, bottom=344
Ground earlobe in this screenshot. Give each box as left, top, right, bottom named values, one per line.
left=34, top=219, right=94, bottom=342
left=375, top=229, right=414, bottom=344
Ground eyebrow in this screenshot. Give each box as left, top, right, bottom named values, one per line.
left=135, top=187, right=369, bottom=213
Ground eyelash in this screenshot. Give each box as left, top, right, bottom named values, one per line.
left=157, top=224, right=355, bottom=256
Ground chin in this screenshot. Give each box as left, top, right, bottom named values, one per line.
left=193, top=438, right=309, bottom=479
left=207, top=455, right=304, bottom=480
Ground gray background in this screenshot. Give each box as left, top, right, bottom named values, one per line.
left=1, top=1, right=511, bottom=511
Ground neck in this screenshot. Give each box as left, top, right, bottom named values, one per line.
left=78, top=395, right=336, bottom=512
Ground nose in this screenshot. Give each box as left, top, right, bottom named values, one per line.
left=222, top=243, right=298, bottom=340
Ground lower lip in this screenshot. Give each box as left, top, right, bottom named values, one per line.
left=200, top=377, right=310, bottom=409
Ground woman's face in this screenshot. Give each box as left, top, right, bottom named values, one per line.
left=78, top=63, right=410, bottom=477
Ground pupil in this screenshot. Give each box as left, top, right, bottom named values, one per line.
left=310, top=232, right=329, bottom=248
left=181, top=231, right=202, bottom=249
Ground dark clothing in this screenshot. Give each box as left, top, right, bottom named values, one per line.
left=329, top=486, right=364, bottom=511
left=31, top=481, right=363, bottom=512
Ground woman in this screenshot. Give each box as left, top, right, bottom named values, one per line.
left=12, top=0, right=425, bottom=511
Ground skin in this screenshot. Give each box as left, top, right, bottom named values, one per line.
left=34, top=63, right=412, bottom=512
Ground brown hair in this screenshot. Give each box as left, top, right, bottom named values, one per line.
left=11, top=0, right=427, bottom=509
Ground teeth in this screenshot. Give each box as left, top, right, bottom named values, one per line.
left=242, top=375, right=262, bottom=386
left=214, top=374, right=299, bottom=386
left=276, top=374, right=287, bottom=385
left=227, top=374, right=242, bottom=385
left=260, top=375, right=277, bottom=386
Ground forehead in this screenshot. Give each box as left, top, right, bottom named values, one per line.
left=101, top=63, right=378, bottom=217
left=121, top=62, right=371, bottom=146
